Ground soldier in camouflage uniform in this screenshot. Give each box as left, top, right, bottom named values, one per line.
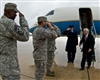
left=46, top=23, right=61, bottom=77
left=32, top=16, right=58, bottom=80
left=0, top=3, right=29, bottom=80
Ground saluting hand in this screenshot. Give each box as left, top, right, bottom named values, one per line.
left=47, top=22, right=53, bottom=28
left=19, top=11, right=24, bottom=17
left=67, top=28, right=70, bottom=30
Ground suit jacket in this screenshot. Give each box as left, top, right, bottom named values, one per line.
left=80, top=34, right=95, bottom=52
left=63, top=30, right=78, bottom=53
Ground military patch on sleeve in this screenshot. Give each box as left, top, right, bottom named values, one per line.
left=15, top=25, right=24, bottom=35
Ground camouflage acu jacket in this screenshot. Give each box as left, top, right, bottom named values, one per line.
left=0, top=15, right=29, bottom=76
left=32, top=26, right=57, bottom=60
left=47, top=28, right=61, bottom=52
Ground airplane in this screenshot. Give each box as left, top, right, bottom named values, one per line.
left=29, top=6, right=100, bottom=61
left=0, top=4, right=100, bottom=80
left=29, top=6, right=100, bottom=35
left=16, top=6, right=100, bottom=79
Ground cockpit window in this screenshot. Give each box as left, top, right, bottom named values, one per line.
left=46, top=10, right=54, bottom=16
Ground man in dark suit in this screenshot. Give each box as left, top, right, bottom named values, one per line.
left=79, top=28, right=95, bottom=70
left=63, top=25, right=78, bottom=63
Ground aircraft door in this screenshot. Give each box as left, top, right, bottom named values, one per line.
left=79, top=8, right=93, bottom=32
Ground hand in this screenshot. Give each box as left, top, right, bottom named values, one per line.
left=88, top=49, right=92, bottom=52
left=19, top=11, right=24, bottom=17
left=67, top=28, right=70, bottom=30
left=47, top=22, right=52, bottom=28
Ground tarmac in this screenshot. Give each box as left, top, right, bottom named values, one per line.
left=0, top=37, right=100, bottom=80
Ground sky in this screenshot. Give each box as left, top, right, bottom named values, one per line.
left=0, top=0, right=99, bottom=28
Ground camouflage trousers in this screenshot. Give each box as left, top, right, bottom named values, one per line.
left=34, top=60, right=46, bottom=80
left=46, top=51, right=55, bottom=70
left=1, top=75, right=20, bottom=80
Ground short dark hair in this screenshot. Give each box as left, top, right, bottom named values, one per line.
left=69, top=25, right=74, bottom=28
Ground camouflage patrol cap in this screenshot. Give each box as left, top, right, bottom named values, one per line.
left=4, top=3, right=19, bottom=12
left=38, top=16, right=48, bottom=22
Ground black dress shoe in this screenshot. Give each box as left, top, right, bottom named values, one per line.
left=79, top=68, right=84, bottom=71
left=71, top=61, right=74, bottom=63
left=87, top=66, right=90, bottom=69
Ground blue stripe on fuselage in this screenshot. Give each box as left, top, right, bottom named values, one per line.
left=30, top=21, right=100, bottom=35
